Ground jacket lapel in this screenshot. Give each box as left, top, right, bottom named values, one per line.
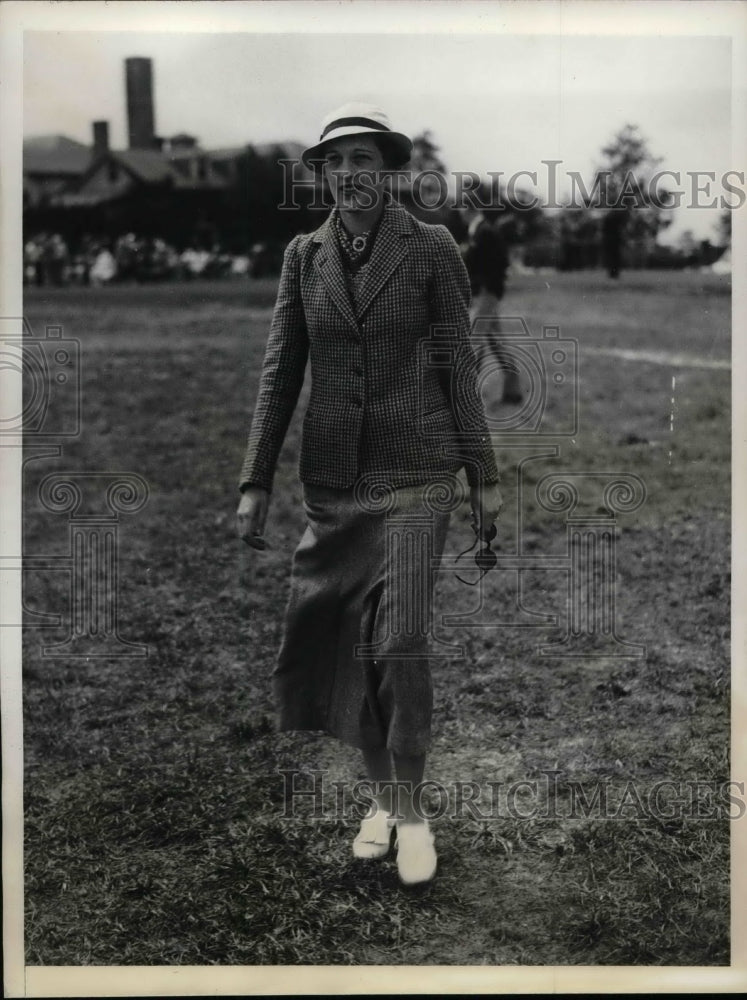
left=312, top=213, right=359, bottom=330
left=355, top=201, right=412, bottom=320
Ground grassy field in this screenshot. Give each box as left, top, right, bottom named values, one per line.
left=21, top=269, right=731, bottom=966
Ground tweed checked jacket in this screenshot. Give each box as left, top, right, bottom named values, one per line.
left=238, top=199, right=500, bottom=492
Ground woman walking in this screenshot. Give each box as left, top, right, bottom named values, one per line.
left=237, top=103, right=502, bottom=885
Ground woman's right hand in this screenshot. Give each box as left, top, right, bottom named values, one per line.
left=237, top=486, right=270, bottom=550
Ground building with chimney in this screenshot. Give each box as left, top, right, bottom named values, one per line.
left=23, top=56, right=314, bottom=250
left=125, top=57, right=157, bottom=150
left=23, top=135, right=93, bottom=209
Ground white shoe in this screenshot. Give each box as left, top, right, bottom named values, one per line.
left=395, top=820, right=437, bottom=885
left=352, top=809, right=394, bottom=859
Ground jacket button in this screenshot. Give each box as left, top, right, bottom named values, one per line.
left=352, top=397, right=363, bottom=407
left=352, top=365, right=363, bottom=376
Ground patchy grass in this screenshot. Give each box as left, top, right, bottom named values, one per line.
left=22, top=269, right=730, bottom=965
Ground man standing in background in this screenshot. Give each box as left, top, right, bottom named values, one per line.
left=464, top=208, right=522, bottom=404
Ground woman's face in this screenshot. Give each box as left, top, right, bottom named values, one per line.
left=322, top=134, right=387, bottom=213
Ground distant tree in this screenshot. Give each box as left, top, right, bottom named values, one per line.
left=675, top=229, right=700, bottom=267
left=715, top=208, right=732, bottom=248
left=399, top=129, right=454, bottom=229
left=409, top=130, right=448, bottom=175
left=677, top=229, right=698, bottom=253
left=590, top=124, right=674, bottom=276
left=559, top=205, right=600, bottom=271
left=227, top=144, right=316, bottom=250
left=597, top=125, right=659, bottom=188
left=473, top=175, right=546, bottom=246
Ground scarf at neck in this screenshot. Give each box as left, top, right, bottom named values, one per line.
left=334, top=211, right=383, bottom=271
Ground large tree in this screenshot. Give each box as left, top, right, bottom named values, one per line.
left=408, top=130, right=448, bottom=175
left=400, top=130, right=457, bottom=231
left=591, top=124, right=674, bottom=275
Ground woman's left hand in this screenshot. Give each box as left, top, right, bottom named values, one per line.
left=470, top=482, right=503, bottom=540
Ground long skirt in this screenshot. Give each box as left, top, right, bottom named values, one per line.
left=272, top=482, right=452, bottom=756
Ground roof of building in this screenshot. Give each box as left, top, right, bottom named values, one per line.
left=204, top=146, right=248, bottom=161
left=166, top=145, right=246, bottom=162
left=25, top=134, right=313, bottom=201
left=115, top=149, right=178, bottom=184
left=23, top=135, right=92, bottom=175
left=253, top=140, right=306, bottom=161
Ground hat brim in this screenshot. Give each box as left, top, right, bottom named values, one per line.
left=301, top=126, right=412, bottom=170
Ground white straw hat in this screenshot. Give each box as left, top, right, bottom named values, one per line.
left=301, top=101, right=412, bottom=169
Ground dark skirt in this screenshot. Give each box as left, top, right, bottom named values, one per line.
left=272, top=482, right=452, bottom=755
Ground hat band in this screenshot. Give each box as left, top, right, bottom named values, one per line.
left=319, top=116, right=392, bottom=140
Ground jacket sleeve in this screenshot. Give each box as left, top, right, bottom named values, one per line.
left=238, top=235, right=308, bottom=492
left=428, top=225, right=500, bottom=487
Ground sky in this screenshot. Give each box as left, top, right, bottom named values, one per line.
left=23, top=27, right=735, bottom=242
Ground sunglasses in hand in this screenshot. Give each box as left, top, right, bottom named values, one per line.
left=455, top=520, right=498, bottom=585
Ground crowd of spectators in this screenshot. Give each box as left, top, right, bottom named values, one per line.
left=22, top=232, right=284, bottom=286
